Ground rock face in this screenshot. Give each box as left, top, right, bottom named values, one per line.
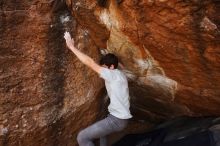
left=67, top=0, right=220, bottom=121
left=0, top=1, right=104, bottom=146
left=0, top=0, right=220, bottom=145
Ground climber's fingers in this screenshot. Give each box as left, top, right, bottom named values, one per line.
left=64, top=32, right=71, bottom=41
left=64, top=32, right=75, bottom=49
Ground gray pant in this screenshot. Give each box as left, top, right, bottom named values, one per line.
left=77, top=114, right=128, bottom=146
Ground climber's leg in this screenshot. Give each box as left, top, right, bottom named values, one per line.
left=77, top=114, right=128, bottom=146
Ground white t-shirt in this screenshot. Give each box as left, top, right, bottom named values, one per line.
left=100, top=67, right=132, bottom=119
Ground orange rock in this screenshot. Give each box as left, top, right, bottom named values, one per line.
left=70, top=0, right=220, bottom=118
left=0, top=0, right=103, bottom=145
left=1, top=0, right=220, bottom=145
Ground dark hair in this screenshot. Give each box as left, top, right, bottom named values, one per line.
left=97, top=0, right=108, bottom=7
left=100, top=53, right=118, bottom=69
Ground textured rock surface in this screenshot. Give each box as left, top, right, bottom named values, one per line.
left=0, top=0, right=220, bottom=145
left=0, top=1, right=104, bottom=145
left=68, top=0, right=220, bottom=121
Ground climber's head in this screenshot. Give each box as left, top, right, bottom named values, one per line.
left=100, top=53, right=118, bottom=69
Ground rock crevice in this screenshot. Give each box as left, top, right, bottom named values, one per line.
left=0, top=0, right=220, bottom=145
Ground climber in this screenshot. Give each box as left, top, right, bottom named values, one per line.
left=64, top=32, right=132, bottom=146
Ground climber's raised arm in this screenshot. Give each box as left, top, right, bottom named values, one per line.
left=64, top=32, right=102, bottom=74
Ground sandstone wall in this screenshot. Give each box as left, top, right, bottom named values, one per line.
left=0, top=0, right=220, bottom=145
left=67, top=0, right=220, bottom=121
left=0, top=1, right=104, bottom=145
